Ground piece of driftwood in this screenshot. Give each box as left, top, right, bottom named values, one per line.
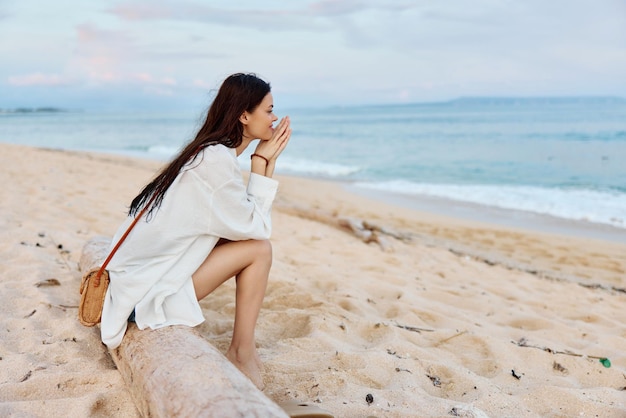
left=276, top=204, right=408, bottom=251
left=277, top=205, right=625, bottom=297
left=79, top=237, right=288, bottom=418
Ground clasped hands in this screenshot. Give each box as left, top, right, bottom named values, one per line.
left=251, top=116, right=291, bottom=177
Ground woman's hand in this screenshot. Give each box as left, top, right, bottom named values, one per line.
left=250, top=116, right=291, bottom=178
left=254, top=116, right=291, bottom=162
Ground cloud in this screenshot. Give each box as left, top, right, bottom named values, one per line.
left=103, top=0, right=434, bottom=62
left=73, top=23, right=185, bottom=87
left=109, top=2, right=275, bottom=24
left=107, top=0, right=556, bottom=55
left=75, top=22, right=224, bottom=64
left=8, top=73, right=71, bottom=87
left=5, top=69, right=174, bottom=91
left=3, top=0, right=623, bottom=109
left=1, top=23, right=179, bottom=95
left=71, top=24, right=124, bottom=86
left=106, top=0, right=393, bottom=31
left=145, top=50, right=227, bottom=61
left=307, top=0, right=370, bottom=16
left=108, top=0, right=416, bottom=22
left=328, top=0, right=626, bottom=67
left=80, top=68, right=181, bottom=89
left=132, top=73, right=177, bottom=86
left=307, top=0, right=415, bottom=16
left=105, top=3, right=157, bottom=20
left=75, top=23, right=132, bottom=53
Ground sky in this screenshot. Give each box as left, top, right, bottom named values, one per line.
left=1, top=0, right=625, bottom=110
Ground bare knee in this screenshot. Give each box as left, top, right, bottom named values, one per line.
left=252, top=239, right=272, bottom=264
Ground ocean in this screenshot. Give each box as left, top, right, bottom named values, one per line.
left=2, top=97, right=625, bottom=241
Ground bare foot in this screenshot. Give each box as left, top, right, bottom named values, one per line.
left=253, top=349, right=266, bottom=373
left=226, top=348, right=265, bottom=390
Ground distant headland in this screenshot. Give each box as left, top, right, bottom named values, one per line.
left=0, top=107, right=68, bottom=114
left=447, top=96, right=626, bottom=105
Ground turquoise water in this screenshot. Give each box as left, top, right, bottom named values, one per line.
left=1, top=97, right=625, bottom=230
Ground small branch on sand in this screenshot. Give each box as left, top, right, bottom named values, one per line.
left=337, top=217, right=395, bottom=251
left=276, top=204, right=410, bottom=251
left=434, top=330, right=468, bottom=347
left=447, top=249, right=624, bottom=296
left=512, top=337, right=609, bottom=361
left=393, top=322, right=435, bottom=333
left=361, top=220, right=413, bottom=242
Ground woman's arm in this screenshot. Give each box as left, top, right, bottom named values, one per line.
left=207, top=174, right=278, bottom=241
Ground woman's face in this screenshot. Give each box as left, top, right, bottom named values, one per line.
left=241, top=93, right=278, bottom=141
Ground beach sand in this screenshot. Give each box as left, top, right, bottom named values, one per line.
left=0, top=143, right=624, bottom=417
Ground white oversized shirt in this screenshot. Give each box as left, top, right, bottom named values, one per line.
left=101, top=145, right=278, bottom=348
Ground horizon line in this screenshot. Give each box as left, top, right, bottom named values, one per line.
left=2, top=95, right=625, bottom=113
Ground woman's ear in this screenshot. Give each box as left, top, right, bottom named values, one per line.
left=239, top=112, right=249, bottom=125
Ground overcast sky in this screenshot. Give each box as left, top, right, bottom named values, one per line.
left=1, top=0, right=625, bottom=110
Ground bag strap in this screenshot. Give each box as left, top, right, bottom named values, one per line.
left=93, top=195, right=156, bottom=286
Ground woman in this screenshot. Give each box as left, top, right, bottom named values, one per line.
left=100, top=73, right=291, bottom=389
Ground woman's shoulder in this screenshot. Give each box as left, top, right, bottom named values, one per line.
left=200, top=143, right=237, bottom=163
left=186, top=144, right=240, bottom=185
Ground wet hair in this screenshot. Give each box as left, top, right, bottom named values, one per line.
left=128, top=73, right=271, bottom=217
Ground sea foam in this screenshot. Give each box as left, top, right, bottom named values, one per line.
left=354, top=180, right=626, bottom=229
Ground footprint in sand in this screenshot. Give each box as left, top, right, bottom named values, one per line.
left=421, top=364, right=482, bottom=402
left=262, top=311, right=313, bottom=340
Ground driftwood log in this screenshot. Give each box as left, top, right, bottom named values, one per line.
left=276, top=204, right=412, bottom=251
left=79, top=237, right=288, bottom=418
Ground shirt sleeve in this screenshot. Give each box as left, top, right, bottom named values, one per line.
left=207, top=172, right=278, bottom=240
left=190, top=146, right=279, bottom=241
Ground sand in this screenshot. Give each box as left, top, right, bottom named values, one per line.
left=0, top=143, right=624, bottom=418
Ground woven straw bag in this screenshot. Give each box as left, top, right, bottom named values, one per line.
left=78, top=268, right=110, bottom=326
left=78, top=199, right=152, bottom=327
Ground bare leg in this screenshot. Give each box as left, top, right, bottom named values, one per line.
left=192, top=239, right=272, bottom=390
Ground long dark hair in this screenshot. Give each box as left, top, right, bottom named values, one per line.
left=129, top=73, right=271, bottom=217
